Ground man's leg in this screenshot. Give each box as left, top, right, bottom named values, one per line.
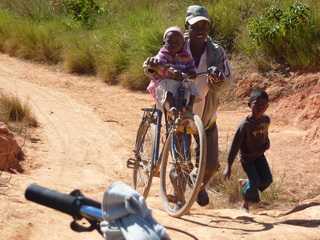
left=203, top=123, right=219, bottom=185
left=196, top=123, right=219, bottom=206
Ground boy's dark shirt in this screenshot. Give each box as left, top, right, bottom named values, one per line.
left=228, top=115, right=270, bottom=164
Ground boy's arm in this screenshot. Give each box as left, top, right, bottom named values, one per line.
left=265, top=117, right=271, bottom=150
left=227, top=123, right=245, bottom=167
left=224, top=123, right=245, bottom=180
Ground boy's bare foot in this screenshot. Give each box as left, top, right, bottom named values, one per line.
left=238, top=178, right=247, bottom=195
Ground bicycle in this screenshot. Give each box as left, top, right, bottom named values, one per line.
left=127, top=66, right=210, bottom=217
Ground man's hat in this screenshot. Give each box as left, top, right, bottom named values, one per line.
left=185, top=5, right=210, bottom=25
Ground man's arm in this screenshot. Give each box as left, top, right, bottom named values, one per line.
left=207, top=41, right=232, bottom=93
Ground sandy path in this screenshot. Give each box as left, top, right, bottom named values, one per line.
left=0, top=54, right=319, bottom=240
left=0, top=60, right=128, bottom=240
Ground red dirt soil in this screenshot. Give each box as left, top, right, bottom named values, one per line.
left=0, top=54, right=319, bottom=240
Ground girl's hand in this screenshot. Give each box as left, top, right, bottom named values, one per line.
left=143, top=57, right=161, bottom=69
left=223, top=165, right=232, bottom=180
left=167, top=68, right=183, bottom=81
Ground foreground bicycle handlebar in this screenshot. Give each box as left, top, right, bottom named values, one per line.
left=25, top=183, right=103, bottom=235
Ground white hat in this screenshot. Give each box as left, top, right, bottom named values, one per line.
left=163, top=26, right=184, bottom=40
left=185, top=5, right=210, bottom=25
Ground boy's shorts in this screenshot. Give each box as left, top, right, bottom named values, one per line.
left=155, top=79, right=199, bottom=109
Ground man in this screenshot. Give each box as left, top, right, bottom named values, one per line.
left=185, top=5, right=232, bottom=206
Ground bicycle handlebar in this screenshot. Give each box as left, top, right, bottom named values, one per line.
left=144, top=60, right=224, bottom=80
left=25, top=184, right=102, bottom=222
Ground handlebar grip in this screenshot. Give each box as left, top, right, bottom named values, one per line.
left=25, top=183, right=80, bottom=218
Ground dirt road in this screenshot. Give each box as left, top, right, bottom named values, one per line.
left=0, top=54, right=319, bottom=240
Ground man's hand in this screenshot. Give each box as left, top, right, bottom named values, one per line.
left=223, top=165, right=232, bottom=180
left=207, top=66, right=225, bottom=88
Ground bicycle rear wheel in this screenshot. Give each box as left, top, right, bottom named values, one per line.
left=132, top=114, right=156, bottom=198
left=159, top=114, right=206, bottom=217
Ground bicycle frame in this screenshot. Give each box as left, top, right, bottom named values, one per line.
left=152, top=108, right=163, bottom=167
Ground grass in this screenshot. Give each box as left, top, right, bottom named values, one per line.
left=0, top=0, right=319, bottom=89
left=0, top=93, right=38, bottom=128
left=208, top=149, right=284, bottom=209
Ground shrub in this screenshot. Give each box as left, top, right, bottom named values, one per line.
left=63, top=0, right=104, bottom=28
left=247, top=2, right=320, bottom=70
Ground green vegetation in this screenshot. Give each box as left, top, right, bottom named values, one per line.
left=0, top=0, right=319, bottom=89
left=247, top=2, right=319, bottom=70
left=63, top=0, right=105, bottom=27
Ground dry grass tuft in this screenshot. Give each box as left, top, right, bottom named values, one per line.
left=0, top=93, right=38, bottom=128
left=208, top=150, right=284, bottom=209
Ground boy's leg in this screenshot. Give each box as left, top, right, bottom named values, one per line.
left=241, top=161, right=261, bottom=203
left=255, top=155, right=273, bottom=192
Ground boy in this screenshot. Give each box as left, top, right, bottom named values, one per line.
left=144, top=26, right=197, bottom=119
left=223, top=89, right=273, bottom=211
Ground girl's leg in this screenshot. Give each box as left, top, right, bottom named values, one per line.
left=163, top=92, right=175, bottom=111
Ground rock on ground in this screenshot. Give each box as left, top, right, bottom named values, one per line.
left=0, top=122, right=24, bottom=172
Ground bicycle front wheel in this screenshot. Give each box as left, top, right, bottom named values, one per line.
left=132, top=118, right=156, bottom=198
left=160, top=114, right=207, bottom=217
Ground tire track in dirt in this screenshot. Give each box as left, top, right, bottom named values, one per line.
left=0, top=67, right=129, bottom=240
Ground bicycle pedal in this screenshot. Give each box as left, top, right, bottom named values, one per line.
left=126, top=158, right=138, bottom=169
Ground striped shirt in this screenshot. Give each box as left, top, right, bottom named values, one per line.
left=146, top=47, right=196, bottom=98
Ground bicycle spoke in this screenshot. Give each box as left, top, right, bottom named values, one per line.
left=133, top=121, right=155, bottom=197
